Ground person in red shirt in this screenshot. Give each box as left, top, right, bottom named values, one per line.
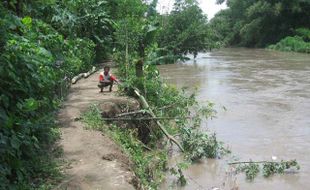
left=98, top=66, right=118, bottom=92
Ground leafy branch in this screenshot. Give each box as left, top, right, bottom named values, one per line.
left=232, top=159, right=300, bottom=181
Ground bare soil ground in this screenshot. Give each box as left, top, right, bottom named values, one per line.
left=56, top=69, right=136, bottom=190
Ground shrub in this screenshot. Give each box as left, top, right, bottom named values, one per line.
left=0, top=7, right=95, bottom=188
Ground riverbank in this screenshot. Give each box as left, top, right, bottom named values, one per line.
left=56, top=68, right=136, bottom=190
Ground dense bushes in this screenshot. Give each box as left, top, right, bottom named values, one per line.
left=268, top=28, right=310, bottom=53
left=0, top=5, right=95, bottom=189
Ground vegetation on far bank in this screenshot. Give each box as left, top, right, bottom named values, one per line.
left=210, top=0, right=310, bottom=53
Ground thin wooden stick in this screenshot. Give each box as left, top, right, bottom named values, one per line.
left=133, top=88, right=184, bottom=152
left=102, top=116, right=192, bottom=121
left=228, top=161, right=278, bottom=165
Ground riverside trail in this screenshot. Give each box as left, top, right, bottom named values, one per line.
left=56, top=68, right=135, bottom=190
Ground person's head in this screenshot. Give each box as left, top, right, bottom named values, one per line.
left=104, top=66, right=110, bottom=74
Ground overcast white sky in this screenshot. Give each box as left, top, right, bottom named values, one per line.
left=156, top=0, right=227, bottom=19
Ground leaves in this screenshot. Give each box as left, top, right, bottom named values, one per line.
left=23, top=98, right=39, bottom=112
left=21, top=16, right=32, bottom=28
left=237, top=162, right=260, bottom=181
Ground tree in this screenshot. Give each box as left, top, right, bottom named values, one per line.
left=157, top=0, right=210, bottom=58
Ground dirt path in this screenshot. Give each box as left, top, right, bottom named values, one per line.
left=56, top=69, right=135, bottom=190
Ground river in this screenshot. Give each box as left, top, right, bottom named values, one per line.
left=158, top=48, right=310, bottom=190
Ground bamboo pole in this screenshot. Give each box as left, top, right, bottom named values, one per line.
left=133, top=88, right=184, bottom=152
left=116, top=110, right=148, bottom=117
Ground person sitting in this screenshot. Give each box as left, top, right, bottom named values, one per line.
left=98, top=66, right=118, bottom=92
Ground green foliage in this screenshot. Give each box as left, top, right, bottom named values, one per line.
left=262, top=160, right=300, bottom=177
left=268, top=28, right=310, bottom=53
left=295, top=28, right=310, bottom=41
left=0, top=3, right=96, bottom=188
left=208, top=10, right=232, bottom=47
left=236, top=160, right=300, bottom=181
left=182, top=132, right=230, bottom=161
left=237, top=162, right=260, bottom=181
left=51, top=0, right=113, bottom=61
left=81, top=105, right=105, bottom=131
left=157, top=1, right=210, bottom=58
left=211, top=0, right=310, bottom=47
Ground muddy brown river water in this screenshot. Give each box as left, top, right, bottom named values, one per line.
left=158, top=48, right=310, bottom=190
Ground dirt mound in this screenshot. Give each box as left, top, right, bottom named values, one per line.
left=99, top=98, right=140, bottom=118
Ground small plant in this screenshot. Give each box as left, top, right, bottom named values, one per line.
left=81, top=104, right=105, bottom=131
